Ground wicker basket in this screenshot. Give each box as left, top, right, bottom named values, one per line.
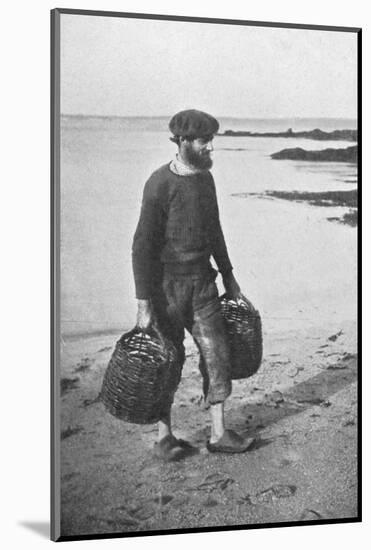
left=101, top=324, right=181, bottom=424
left=220, top=294, right=263, bottom=380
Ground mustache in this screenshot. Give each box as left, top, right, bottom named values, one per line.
left=182, top=143, right=214, bottom=169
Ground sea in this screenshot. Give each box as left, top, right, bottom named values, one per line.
left=60, top=115, right=357, bottom=339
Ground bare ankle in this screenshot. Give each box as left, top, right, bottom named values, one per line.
left=158, top=414, right=172, bottom=441
left=210, top=429, right=225, bottom=444
left=209, top=402, right=226, bottom=443
left=158, top=428, right=172, bottom=441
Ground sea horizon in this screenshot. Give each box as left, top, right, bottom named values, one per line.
left=60, top=114, right=357, bottom=135
left=61, top=113, right=357, bottom=122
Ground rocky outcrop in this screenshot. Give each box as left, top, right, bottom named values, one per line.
left=264, top=189, right=358, bottom=208
left=271, top=146, right=357, bottom=163
left=221, top=128, right=357, bottom=141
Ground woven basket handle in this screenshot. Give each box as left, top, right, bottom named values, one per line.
left=129, top=320, right=166, bottom=346
left=121, top=326, right=143, bottom=344
left=220, top=293, right=256, bottom=312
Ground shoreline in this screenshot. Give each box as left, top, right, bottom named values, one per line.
left=232, top=189, right=358, bottom=227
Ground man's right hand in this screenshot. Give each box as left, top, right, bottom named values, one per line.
left=136, top=299, right=152, bottom=330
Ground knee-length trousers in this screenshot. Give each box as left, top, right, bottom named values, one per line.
left=151, top=267, right=232, bottom=413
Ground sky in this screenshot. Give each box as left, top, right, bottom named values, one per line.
left=60, top=13, right=358, bottom=119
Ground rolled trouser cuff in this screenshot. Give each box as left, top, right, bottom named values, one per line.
left=193, top=295, right=232, bottom=407
left=207, top=380, right=232, bottom=405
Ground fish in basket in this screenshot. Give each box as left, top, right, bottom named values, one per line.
left=220, top=294, right=263, bottom=380
left=100, top=324, right=181, bottom=424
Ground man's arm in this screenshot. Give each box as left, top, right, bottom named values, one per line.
left=208, top=176, right=243, bottom=301
left=136, top=299, right=152, bottom=330
left=132, top=176, right=164, bottom=327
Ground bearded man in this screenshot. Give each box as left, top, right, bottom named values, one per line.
left=132, top=109, right=255, bottom=460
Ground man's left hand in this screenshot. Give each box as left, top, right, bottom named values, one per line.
left=223, top=272, right=243, bottom=301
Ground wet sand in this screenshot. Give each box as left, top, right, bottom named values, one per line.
left=233, top=189, right=358, bottom=226
left=59, top=319, right=358, bottom=537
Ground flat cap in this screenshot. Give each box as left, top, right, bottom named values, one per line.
left=169, top=109, right=219, bottom=138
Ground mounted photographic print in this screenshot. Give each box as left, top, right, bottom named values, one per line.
left=51, top=8, right=361, bottom=542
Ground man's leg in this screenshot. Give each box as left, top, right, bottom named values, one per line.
left=193, top=296, right=232, bottom=441
left=154, top=334, right=198, bottom=460
left=151, top=275, right=189, bottom=444
left=209, top=402, right=226, bottom=444
left=198, top=353, right=226, bottom=442
left=156, top=344, right=184, bottom=442
left=193, top=276, right=255, bottom=452
left=158, top=402, right=172, bottom=440
left=154, top=343, right=193, bottom=460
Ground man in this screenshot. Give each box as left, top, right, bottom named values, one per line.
left=132, top=109, right=255, bottom=460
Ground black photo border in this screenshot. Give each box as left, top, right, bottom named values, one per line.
left=51, top=7, right=362, bottom=542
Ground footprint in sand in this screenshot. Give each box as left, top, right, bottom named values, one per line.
left=61, top=425, right=84, bottom=440
left=255, top=484, right=297, bottom=503
left=237, top=494, right=254, bottom=505
left=89, top=514, right=139, bottom=529
left=114, top=502, right=156, bottom=522
left=203, top=496, right=220, bottom=507
left=299, top=508, right=324, bottom=521
left=152, top=495, right=174, bottom=506
left=196, top=473, right=235, bottom=492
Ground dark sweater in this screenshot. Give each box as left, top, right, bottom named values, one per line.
left=132, top=163, right=233, bottom=299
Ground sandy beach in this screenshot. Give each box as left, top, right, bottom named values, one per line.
left=58, top=116, right=358, bottom=538
left=59, top=316, right=357, bottom=537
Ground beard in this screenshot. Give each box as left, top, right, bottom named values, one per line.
left=183, top=143, right=213, bottom=170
